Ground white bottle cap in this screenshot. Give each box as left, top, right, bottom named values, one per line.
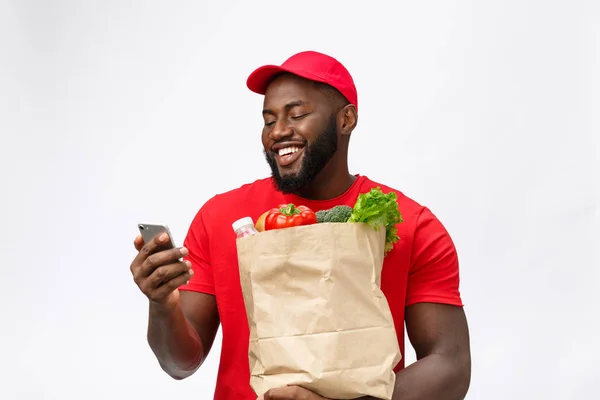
left=232, top=216, right=255, bottom=232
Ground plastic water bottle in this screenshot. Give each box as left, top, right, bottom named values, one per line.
left=232, top=217, right=259, bottom=238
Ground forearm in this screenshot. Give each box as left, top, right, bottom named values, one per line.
left=391, top=353, right=471, bottom=400
left=147, top=301, right=203, bottom=379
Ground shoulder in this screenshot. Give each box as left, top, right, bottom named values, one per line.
left=187, top=176, right=276, bottom=232
left=360, top=177, right=462, bottom=303
left=358, top=175, right=428, bottom=221
left=357, top=175, right=453, bottom=247
left=201, top=176, right=274, bottom=212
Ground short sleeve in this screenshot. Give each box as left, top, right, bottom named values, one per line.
left=406, top=207, right=463, bottom=307
left=178, top=207, right=215, bottom=295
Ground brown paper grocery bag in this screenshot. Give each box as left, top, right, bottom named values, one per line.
left=236, top=222, right=402, bottom=400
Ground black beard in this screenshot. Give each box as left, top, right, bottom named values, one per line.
left=264, top=116, right=338, bottom=195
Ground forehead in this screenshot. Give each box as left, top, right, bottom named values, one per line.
left=263, top=74, right=323, bottom=108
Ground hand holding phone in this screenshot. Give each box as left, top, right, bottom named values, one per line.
left=137, top=223, right=177, bottom=249
left=130, top=223, right=194, bottom=308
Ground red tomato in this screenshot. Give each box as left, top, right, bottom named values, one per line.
left=264, top=204, right=317, bottom=231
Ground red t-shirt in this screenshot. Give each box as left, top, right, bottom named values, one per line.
left=179, top=175, right=463, bottom=399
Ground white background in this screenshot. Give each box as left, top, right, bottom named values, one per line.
left=1, top=0, right=598, bottom=399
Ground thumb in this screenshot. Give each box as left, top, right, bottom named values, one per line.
left=134, top=234, right=144, bottom=251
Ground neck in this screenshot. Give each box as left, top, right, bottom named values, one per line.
left=295, top=161, right=355, bottom=201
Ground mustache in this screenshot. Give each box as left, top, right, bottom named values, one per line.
left=273, top=138, right=308, bottom=148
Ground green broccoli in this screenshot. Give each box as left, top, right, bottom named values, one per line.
left=315, top=209, right=330, bottom=223
left=316, top=205, right=353, bottom=223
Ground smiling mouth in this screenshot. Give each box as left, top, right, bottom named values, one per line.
left=274, top=145, right=305, bottom=167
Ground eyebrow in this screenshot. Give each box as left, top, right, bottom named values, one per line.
left=262, top=100, right=308, bottom=116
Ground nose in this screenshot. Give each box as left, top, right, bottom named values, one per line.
left=269, top=120, right=293, bottom=141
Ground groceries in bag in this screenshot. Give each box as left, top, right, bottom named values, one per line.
left=234, top=187, right=404, bottom=399
left=232, top=217, right=259, bottom=238
left=249, top=187, right=404, bottom=254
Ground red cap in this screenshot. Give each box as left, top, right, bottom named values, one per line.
left=246, top=50, right=358, bottom=109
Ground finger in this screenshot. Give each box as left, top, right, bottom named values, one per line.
left=264, top=386, right=325, bottom=400
left=131, top=233, right=178, bottom=275
left=133, top=234, right=144, bottom=252
left=137, top=246, right=189, bottom=279
left=149, top=268, right=193, bottom=301
left=262, top=387, right=294, bottom=400
left=147, top=260, right=192, bottom=289
left=130, top=235, right=147, bottom=275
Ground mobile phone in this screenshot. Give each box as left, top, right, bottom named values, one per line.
left=137, top=223, right=177, bottom=249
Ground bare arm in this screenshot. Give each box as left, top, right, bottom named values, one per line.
left=147, top=291, right=220, bottom=380
left=131, top=233, right=220, bottom=380
left=392, top=303, right=471, bottom=400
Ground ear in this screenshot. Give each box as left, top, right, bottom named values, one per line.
left=338, top=104, right=358, bottom=137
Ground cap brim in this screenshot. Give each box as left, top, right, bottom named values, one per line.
left=246, top=65, right=288, bottom=95
left=246, top=64, right=333, bottom=95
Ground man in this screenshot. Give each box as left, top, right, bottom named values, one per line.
left=129, top=50, right=471, bottom=400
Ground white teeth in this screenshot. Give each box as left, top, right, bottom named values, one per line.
left=278, top=146, right=300, bottom=156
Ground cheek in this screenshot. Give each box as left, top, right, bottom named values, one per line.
left=296, top=120, right=323, bottom=142
left=261, top=129, right=270, bottom=148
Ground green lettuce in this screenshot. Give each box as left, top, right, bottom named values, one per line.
left=348, top=187, right=404, bottom=254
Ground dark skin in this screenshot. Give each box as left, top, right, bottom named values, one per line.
left=130, top=73, right=471, bottom=399
left=130, top=233, right=220, bottom=380
left=261, top=73, right=358, bottom=200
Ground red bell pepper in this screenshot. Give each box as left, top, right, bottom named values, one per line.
left=264, top=203, right=317, bottom=231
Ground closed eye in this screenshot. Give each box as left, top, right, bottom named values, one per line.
left=291, top=114, right=308, bottom=120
